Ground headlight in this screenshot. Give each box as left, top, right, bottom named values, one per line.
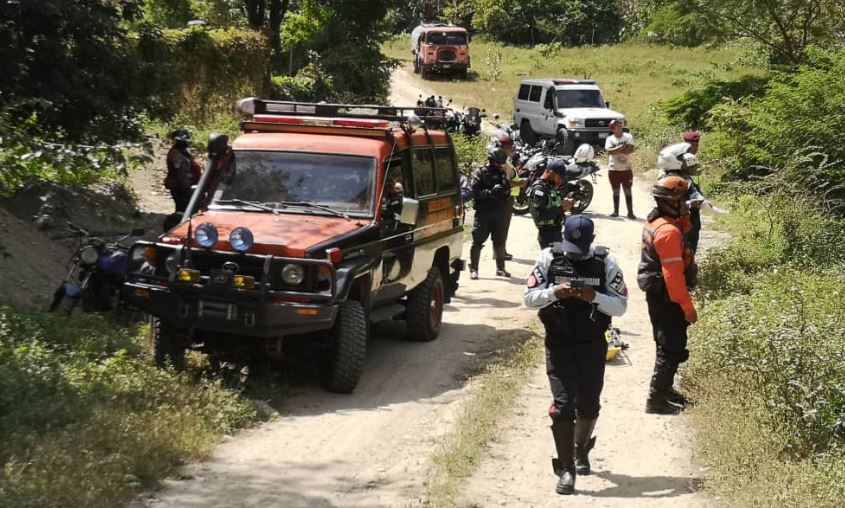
left=567, top=118, right=585, bottom=129
left=281, top=264, right=305, bottom=285
left=80, top=245, right=99, bottom=265
left=165, top=253, right=178, bottom=275
left=229, top=227, right=254, bottom=252
left=195, top=223, right=218, bottom=249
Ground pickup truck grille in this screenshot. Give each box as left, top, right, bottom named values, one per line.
left=437, top=50, right=457, bottom=62
left=585, top=119, right=613, bottom=128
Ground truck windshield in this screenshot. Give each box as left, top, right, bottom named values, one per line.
left=555, top=89, right=606, bottom=109
left=211, top=151, right=376, bottom=217
left=426, top=32, right=467, bottom=45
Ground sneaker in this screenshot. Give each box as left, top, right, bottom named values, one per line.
left=495, top=269, right=511, bottom=278
left=627, top=211, right=637, bottom=219
left=610, top=211, right=619, bottom=218
left=470, top=270, right=479, bottom=280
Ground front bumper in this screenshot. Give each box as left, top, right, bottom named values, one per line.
left=124, top=282, right=338, bottom=338
left=427, top=62, right=469, bottom=71
left=568, top=129, right=612, bottom=145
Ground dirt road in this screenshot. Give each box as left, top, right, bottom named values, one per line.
left=135, top=73, right=705, bottom=507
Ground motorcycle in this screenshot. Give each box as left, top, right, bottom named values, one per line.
left=510, top=139, right=564, bottom=215
left=462, top=107, right=485, bottom=136
left=562, top=161, right=600, bottom=214
left=49, top=222, right=145, bottom=315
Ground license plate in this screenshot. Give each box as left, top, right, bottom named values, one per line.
left=599, top=132, right=609, bottom=139
left=210, top=270, right=233, bottom=287
left=441, top=64, right=452, bottom=68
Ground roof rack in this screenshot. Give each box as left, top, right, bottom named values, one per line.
left=236, top=98, right=448, bottom=125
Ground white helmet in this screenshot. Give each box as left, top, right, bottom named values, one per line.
left=573, top=144, right=595, bottom=164
left=657, top=142, right=688, bottom=171
left=682, top=152, right=699, bottom=169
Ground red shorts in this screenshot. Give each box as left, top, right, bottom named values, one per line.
left=608, top=169, right=633, bottom=189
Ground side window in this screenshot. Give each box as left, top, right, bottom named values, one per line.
left=411, top=148, right=436, bottom=197
left=434, top=147, right=457, bottom=192
left=517, top=84, right=530, bottom=101
left=381, top=157, right=405, bottom=222
left=543, top=87, right=555, bottom=109
left=529, top=85, right=542, bottom=102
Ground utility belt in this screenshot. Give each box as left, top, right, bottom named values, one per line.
left=538, top=302, right=607, bottom=343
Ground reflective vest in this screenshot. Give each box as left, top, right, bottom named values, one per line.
left=528, top=180, right=563, bottom=227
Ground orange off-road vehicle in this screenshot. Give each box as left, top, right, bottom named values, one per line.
left=411, top=23, right=470, bottom=79
left=123, top=100, right=465, bottom=393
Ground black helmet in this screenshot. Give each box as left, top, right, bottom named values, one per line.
left=171, top=129, right=192, bottom=143
left=487, top=145, right=508, bottom=166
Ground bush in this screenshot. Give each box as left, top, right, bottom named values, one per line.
left=452, top=135, right=488, bottom=176
left=660, top=74, right=768, bottom=130
left=0, top=308, right=257, bottom=507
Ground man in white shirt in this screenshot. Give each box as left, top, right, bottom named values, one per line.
left=604, top=120, right=636, bottom=219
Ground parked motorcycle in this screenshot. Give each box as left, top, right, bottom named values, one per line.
left=49, top=222, right=145, bottom=315
left=562, top=160, right=600, bottom=213
left=462, top=107, right=485, bottom=136
left=510, top=139, right=563, bottom=215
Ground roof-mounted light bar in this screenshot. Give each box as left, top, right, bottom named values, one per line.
left=235, top=97, right=447, bottom=124
left=552, top=79, right=597, bottom=85
left=252, top=114, right=392, bottom=130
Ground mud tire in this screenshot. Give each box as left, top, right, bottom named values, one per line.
left=151, top=317, right=186, bottom=371
left=520, top=121, right=538, bottom=146
left=406, top=267, right=444, bottom=342
left=321, top=300, right=368, bottom=393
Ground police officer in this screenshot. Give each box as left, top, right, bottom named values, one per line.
left=469, top=145, right=512, bottom=279
left=528, top=159, right=572, bottom=248
left=637, top=175, right=699, bottom=415
left=524, top=215, right=628, bottom=495
left=491, top=131, right=517, bottom=260
left=164, top=129, right=202, bottom=214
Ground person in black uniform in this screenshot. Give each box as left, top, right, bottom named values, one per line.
left=528, top=159, right=572, bottom=248
left=524, top=215, right=628, bottom=495
left=469, top=145, right=512, bottom=279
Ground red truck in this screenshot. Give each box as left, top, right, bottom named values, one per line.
left=411, top=23, right=470, bottom=79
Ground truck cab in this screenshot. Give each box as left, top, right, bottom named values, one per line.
left=513, top=79, right=627, bottom=154
left=123, top=100, right=465, bottom=393
left=411, top=23, right=470, bottom=79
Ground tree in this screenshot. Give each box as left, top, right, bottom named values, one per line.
left=242, top=0, right=291, bottom=67
left=692, top=0, right=841, bottom=65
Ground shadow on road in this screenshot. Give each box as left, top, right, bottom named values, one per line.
left=589, top=470, right=703, bottom=499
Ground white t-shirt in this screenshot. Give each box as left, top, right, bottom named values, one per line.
left=605, top=132, right=634, bottom=171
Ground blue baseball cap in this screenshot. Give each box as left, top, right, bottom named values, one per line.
left=548, top=158, right=567, bottom=177
left=561, top=214, right=594, bottom=254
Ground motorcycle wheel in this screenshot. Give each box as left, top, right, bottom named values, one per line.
left=512, top=192, right=530, bottom=215
left=49, top=286, right=79, bottom=315
left=570, top=180, right=594, bottom=213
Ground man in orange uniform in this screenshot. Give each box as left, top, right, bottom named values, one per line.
left=637, top=175, right=698, bottom=414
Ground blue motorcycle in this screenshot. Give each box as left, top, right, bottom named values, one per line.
left=49, top=222, right=145, bottom=315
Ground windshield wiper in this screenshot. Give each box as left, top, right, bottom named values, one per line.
left=213, top=199, right=278, bottom=213
left=265, top=201, right=350, bottom=219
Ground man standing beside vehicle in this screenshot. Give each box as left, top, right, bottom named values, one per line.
left=638, top=175, right=699, bottom=415
left=524, top=215, right=628, bottom=495
left=469, top=145, right=512, bottom=279
left=164, top=129, right=202, bottom=215
left=604, top=120, right=636, bottom=219
left=529, top=159, right=573, bottom=248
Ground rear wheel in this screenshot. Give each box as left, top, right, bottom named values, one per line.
left=556, top=129, right=576, bottom=156
left=569, top=180, right=595, bottom=213
left=150, top=317, right=186, bottom=370
left=520, top=121, right=537, bottom=146
left=321, top=300, right=368, bottom=393
left=512, top=190, right=530, bottom=215
left=406, top=267, right=444, bottom=342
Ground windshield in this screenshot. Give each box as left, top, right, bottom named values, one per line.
left=426, top=31, right=467, bottom=45
left=211, top=151, right=376, bottom=216
left=555, top=89, right=606, bottom=109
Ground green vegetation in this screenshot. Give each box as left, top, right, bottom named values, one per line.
left=0, top=307, right=257, bottom=508
left=424, top=329, right=541, bottom=506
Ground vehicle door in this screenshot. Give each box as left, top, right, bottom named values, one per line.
left=542, top=86, right=558, bottom=135
left=527, top=85, right=545, bottom=134
left=374, top=152, right=415, bottom=304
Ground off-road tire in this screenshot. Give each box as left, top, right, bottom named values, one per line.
left=557, top=129, right=576, bottom=156
left=570, top=180, right=594, bottom=213
left=520, top=121, right=538, bottom=146
left=406, top=267, right=444, bottom=342
left=513, top=190, right=530, bottom=216
left=321, top=300, right=368, bottom=393
left=458, top=68, right=468, bottom=79
left=150, top=317, right=186, bottom=371
left=413, top=57, right=420, bottom=74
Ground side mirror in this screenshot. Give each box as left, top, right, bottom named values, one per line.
left=605, top=101, right=611, bottom=108
left=207, top=133, right=229, bottom=158
left=131, top=228, right=146, bottom=236
left=398, top=197, right=420, bottom=226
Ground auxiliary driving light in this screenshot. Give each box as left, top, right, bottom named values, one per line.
left=195, top=222, right=218, bottom=248
left=229, top=227, right=254, bottom=252
left=233, top=275, right=256, bottom=289
left=281, top=264, right=305, bottom=285
left=177, top=268, right=201, bottom=283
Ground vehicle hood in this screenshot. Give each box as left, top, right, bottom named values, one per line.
left=159, top=210, right=368, bottom=257
left=558, top=108, right=625, bottom=120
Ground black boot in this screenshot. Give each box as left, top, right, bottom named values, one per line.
left=611, top=194, right=620, bottom=217
left=495, top=258, right=510, bottom=278
left=469, top=244, right=482, bottom=280
left=625, top=193, right=636, bottom=219
left=574, top=418, right=597, bottom=475
left=646, top=365, right=684, bottom=415
left=551, top=420, right=576, bottom=495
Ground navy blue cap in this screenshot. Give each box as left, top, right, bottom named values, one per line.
left=548, top=159, right=567, bottom=177
left=560, top=214, right=594, bottom=254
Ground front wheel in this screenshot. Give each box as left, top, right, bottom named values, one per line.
left=48, top=286, right=79, bottom=315
left=406, top=267, right=444, bottom=342
left=569, top=180, right=594, bottom=213
left=321, top=300, right=368, bottom=393
left=150, top=317, right=186, bottom=370
left=513, top=190, right=530, bottom=215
